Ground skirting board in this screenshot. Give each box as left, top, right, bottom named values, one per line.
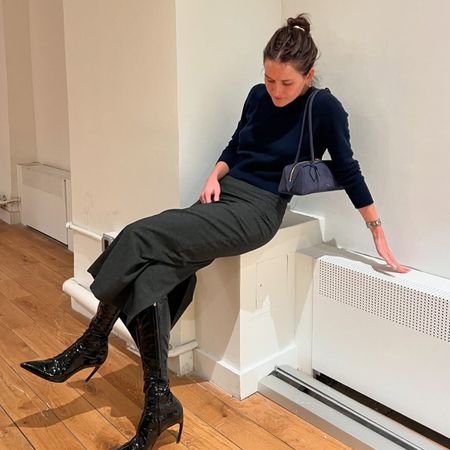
left=0, top=207, right=20, bottom=224
left=193, top=344, right=298, bottom=399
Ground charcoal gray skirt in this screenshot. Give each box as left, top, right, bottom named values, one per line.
left=88, top=175, right=288, bottom=327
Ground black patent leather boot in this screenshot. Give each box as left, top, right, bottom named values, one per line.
left=20, top=301, right=121, bottom=383
left=116, top=301, right=183, bottom=449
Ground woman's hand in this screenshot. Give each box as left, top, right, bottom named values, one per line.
left=199, top=175, right=221, bottom=203
left=358, top=204, right=409, bottom=273
left=199, top=162, right=230, bottom=203
left=371, top=226, right=410, bottom=273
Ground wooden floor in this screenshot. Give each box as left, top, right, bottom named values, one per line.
left=0, top=220, right=351, bottom=450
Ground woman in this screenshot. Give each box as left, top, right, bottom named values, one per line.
left=20, top=13, right=408, bottom=450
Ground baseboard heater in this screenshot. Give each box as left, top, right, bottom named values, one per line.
left=259, top=244, right=450, bottom=449
left=259, top=366, right=445, bottom=450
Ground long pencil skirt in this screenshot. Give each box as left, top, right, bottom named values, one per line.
left=87, top=175, right=288, bottom=327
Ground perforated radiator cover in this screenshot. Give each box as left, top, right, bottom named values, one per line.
left=318, top=259, right=450, bottom=342
left=312, top=256, right=450, bottom=438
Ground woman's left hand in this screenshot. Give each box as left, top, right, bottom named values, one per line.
left=371, top=226, right=410, bottom=273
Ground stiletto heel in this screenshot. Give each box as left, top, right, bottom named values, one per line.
left=116, top=301, right=184, bottom=449
left=176, top=420, right=183, bottom=443
left=85, top=365, right=101, bottom=383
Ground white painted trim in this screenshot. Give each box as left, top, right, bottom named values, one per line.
left=194, top=344, right=298, bottom=400
left=0, top=207, right=20, bottom=224
left=169, top=340, right=198, bottom=357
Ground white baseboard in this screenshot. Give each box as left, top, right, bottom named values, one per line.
left=0, top=207, right=20, bottom=224
left=194, top=344, right=298, bottom=400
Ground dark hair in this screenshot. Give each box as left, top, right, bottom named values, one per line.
left=263, top=13, right=318, bottom=75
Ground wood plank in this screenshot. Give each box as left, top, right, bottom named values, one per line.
left=0, top=355, right=85, bottom=449
left=0, top=323, right=39, bottom=365
left=60, top=332, right=238, bottom=450
left=23, top=245, right=73, bottom=279
left=2, top=232, right=72, bottom=265
left=0, top=224, right=59, bottom=248
left=13, top=324, right=189, bottom=449
left=187, top=373, right=350, bottom=450
left=3, top=291, right=185, bottom=448
left=95, top=345, right=144, bottom=408
left=0, top=277, right=29, bottom=300
left=20, top=261, right=66, bottom=288
left=0, top=269, right=9, bottom=281
left=170, top=377, right=295, bottom=450
left=0, top=240, right=39, bottom=267
left=9, top=295, right=57, bottom=327
left=0, top=262, right=55, bottom=292
left=0, top=220, right=10, bottom=233
left=26, top=284, right=68, bottom=308
left=0, top=294, right=35, bottom=330
left=0, top=404, right=34, bottom=450
left=75, top=341, right=239, bottom=450
left=181, top=408, right=241, bottom=449
left=0, top=241, right=66, bottom=288
left=0, top=225, right=72, bottom=269
left=0, top=219, right=354, bottom=450
left=72, top=376, right=189, bottom=449
left=11, top=295, right=84, bottom=341
left=13, top=325, right=130, bottom=450
left=68, top=369, right=143, bottom=441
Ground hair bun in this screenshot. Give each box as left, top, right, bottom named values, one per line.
left=264, top=12, right=317, bottom=75
left=287, top=14, right=311, bottom=34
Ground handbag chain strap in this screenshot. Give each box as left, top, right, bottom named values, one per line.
left=293, top=88, right=321, bottom=163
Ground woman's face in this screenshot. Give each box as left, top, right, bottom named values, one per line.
left=264, top=59, right=314, bottom=107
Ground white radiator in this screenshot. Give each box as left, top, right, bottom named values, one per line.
left=309, top=249, right=450, bottom=438
left=17, top=162, right=71, bottom=244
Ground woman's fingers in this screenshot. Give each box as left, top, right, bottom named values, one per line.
left=385, top=255, right=409, bottom=273
left=383, top=250, right=410, bottom=273
left=213, top=186, right=221, bottom=202
left=205, top=189, right=214, bottom=203
left=199, top=187, right=220, bottom=203
left=374, top=236, right=410, bottom=273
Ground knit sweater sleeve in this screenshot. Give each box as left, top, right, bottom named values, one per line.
left=318, top=91, right=374, bottom=209
left=216, top=86, right=256, bottom=169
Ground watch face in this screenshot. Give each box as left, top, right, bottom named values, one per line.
left=367, top=219, right=381, bottom=228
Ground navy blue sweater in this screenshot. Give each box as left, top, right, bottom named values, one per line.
left=217, top=84, right=373, bottom=208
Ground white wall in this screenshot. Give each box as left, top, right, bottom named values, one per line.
left=63, top=0, right=180, bottom=280
left=282, top=0, right=450, bottom=279
left=175, top=0, right=281, bottom=378
left=0, top=0, right=69, bottom=210
left=2, top=0, right=37, bottom=198
left=176, top=0, right=282, bottom=206
left=29, top=0, right=70, bottom=170
left=0, top=0, right=11, bottom=199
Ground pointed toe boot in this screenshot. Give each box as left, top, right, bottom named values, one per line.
left=20, top=301, right=121, bottom=383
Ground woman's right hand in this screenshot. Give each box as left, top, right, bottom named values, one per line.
left=199, top=175, right=221, bottom=203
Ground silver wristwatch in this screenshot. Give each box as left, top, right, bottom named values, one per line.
left=366, top=218, right=382, bottom=229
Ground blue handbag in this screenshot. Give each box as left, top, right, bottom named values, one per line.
left=278, top=88, right=343, bottom=196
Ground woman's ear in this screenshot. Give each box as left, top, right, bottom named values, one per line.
left=307, top=68, right=315, bottom=84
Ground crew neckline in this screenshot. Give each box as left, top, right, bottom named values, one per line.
left=266, top=85, right=315, bottom=110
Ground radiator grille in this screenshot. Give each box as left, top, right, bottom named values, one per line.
left=318, top=259, right=450, bottom=343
